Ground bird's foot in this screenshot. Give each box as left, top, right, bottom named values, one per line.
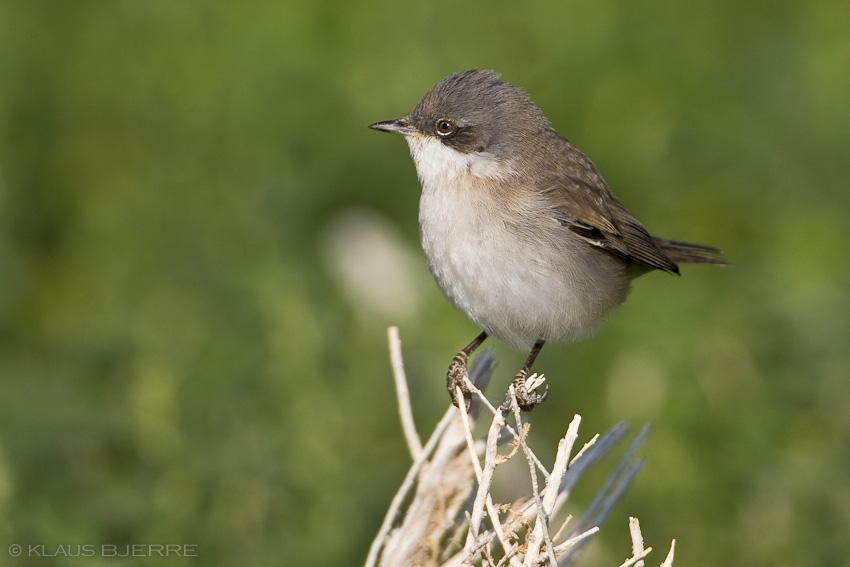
left=446, top=351, right=473, bottom=409
left=500, top=369, right=549, bottom=414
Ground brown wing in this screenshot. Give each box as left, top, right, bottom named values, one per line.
left=540, top=172, right=681, bottom=274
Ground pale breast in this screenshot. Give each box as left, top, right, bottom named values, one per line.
left=409, top=135, right=631, bottom=349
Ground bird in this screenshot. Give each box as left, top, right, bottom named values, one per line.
left=369, top=70, right=724, bottom=412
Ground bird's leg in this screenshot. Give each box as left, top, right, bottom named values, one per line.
left=447, top=331, right=488, bottom=408
left=501, top=339, right=549, bottom=413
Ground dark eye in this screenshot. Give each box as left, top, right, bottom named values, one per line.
left=435, top=118, right=457, bottom=137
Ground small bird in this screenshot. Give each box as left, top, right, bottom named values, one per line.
left=370, top=70, right=723, bottom=411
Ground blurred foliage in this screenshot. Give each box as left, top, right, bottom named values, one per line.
left=0, top=0, right=848, bottom=566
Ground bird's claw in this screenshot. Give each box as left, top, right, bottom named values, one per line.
left=446, top=352, right=473, bottom=410
left=500, top=369, right=549, bottom=413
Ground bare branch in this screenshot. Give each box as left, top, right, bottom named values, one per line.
left=387, top=326, right=423, bottom=460
left=660, top=540, right=676, bottom=567
left=367, top=327, right=677, bottom=567
left=463, top=375, right=550, bottom=480
left=364, top=405, right=455, bottom=567
left=509, top=385, right=557, bottom=567
left=464, top=409, right=507, bottom=556
left=626, top=517, right=647, bottom=567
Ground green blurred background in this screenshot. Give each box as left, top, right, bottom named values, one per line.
left=1, top=0, right=848, bottom=565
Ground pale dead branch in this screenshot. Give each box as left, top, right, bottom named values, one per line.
left=367, top=327, right=676, bottom=567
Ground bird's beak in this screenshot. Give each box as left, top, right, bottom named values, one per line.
left=369, top=118, right=417, bottom=136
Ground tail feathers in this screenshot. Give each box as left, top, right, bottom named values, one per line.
left=653, top=238, right=727, bottom=266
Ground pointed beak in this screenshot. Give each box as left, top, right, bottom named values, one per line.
left=368, top=118, right=417, bottom=136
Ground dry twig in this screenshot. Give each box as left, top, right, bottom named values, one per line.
left=367, top=327, right=676, bottom=567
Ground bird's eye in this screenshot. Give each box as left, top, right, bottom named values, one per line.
left=435, top=119, right=457, bottom=137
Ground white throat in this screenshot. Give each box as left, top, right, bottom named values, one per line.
left=403, top=133, right=512, bottom=191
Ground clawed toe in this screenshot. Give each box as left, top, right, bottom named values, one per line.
left=500, top=370, right=549, bottom=413
left=445, top=332, right=489, bottom=409
left=515, top=383, right=549, bottom=411
left=445, top=335, right=550, bottom=413
left=446, top=352, right=472, bottom=409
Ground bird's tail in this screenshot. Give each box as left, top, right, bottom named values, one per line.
left=653, top=238, right=727, bottom=266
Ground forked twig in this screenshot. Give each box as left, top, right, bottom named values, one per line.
left=366, top=327, right=677, bottom=567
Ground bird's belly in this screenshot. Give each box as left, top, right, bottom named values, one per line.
left=419, top=186, right=631, bottom=350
